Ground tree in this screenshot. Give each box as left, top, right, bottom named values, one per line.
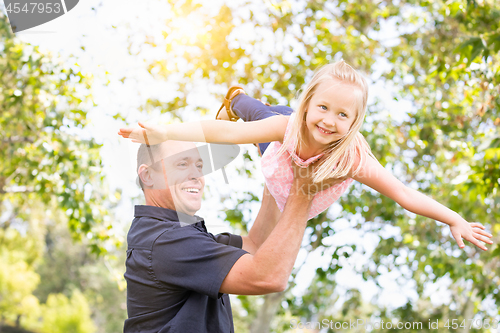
left=0, top=11, right=124, bottom=331
left=0, top=228, right=40, bottom=329
left=34, top=216, right=127, bottom=333
left=39, top=290, right=96, bottom=333
left=0, top=12, right=113, bottom=253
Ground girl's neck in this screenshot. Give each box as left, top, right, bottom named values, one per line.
left=297, top=133, right=327, bottom=159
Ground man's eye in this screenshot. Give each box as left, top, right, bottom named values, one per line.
left=197, top=164, right=203, bottom=169
left=178, top=162, right=187, bottom=167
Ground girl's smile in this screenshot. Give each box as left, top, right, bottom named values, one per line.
left=316, top=125, right=335, bottom=135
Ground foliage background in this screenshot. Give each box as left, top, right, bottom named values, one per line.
left=0, top=0, right=498, bottom=332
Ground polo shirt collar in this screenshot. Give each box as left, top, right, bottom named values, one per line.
left=134, top=205, right=204, bottom=226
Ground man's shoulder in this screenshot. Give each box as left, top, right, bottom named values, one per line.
left=152, top=223, right=216, bottom=247
left=127, top=216, right=184, bottom=249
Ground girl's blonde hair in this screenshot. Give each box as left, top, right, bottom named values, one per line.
left=278, top=60, right=375, bottom=183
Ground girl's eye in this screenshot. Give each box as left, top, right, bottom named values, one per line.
left=320, top=105, right=327, bottom=110
left=340, top=112, right=347, bottom=118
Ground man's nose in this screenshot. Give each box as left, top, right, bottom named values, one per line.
left=188, top=164, right=203, bottom=179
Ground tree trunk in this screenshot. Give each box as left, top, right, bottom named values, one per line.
left=250, top=291, right=285, bottom=333
left=459, top=289, right=477, bottom=333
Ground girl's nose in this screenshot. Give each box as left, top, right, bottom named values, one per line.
left=322, top=116, right=335, bottom=129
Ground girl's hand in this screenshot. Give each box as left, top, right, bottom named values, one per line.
left=450, top=221, right=493, bottom=251
left=118, top=122, right=168, bottom=145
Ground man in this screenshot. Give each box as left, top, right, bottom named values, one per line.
left=124, top=140, right=323, bottom=333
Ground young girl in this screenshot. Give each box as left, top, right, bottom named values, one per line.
left=119, top=61, right=492, bottom=251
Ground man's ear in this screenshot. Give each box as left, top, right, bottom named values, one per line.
left=138, top=164, right=154, bottom=188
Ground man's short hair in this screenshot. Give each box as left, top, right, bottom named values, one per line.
left=137, top=143, right=165, bottom=171
left=136, top=143, right=165, bottom=189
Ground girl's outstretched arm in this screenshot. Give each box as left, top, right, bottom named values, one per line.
left=351, top=155, right=493, bottom=251
left=118, top=116, right=289, bottom=146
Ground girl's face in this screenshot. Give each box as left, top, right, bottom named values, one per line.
left=304, top=79, right=359, bottom=149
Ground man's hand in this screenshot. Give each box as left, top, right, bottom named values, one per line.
left=118, top=121, right=168, bottom=145
left=291, top=158, right=341, bottom=197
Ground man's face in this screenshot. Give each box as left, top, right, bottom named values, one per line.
left=141, top=141, right=205, bottom=215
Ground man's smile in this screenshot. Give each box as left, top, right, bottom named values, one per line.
left=182, top=187, right=201, bottom=194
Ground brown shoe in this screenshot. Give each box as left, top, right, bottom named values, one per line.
left=216, top=86, right=263, bottom=156
left=216, top=85, right=246, bottom=121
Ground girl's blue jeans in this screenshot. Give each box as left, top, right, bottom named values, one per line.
left=230, top=94, right=293, bottom=154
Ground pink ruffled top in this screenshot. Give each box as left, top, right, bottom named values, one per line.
left=261, top=113, right=354, bottom=219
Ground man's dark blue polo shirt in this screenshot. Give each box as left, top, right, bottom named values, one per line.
left=124, top=205, right=247, bottom=333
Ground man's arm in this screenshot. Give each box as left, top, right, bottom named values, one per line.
left=241, top=184, right=282, bottom=255
left=219, top=164, right=316, bottom=295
